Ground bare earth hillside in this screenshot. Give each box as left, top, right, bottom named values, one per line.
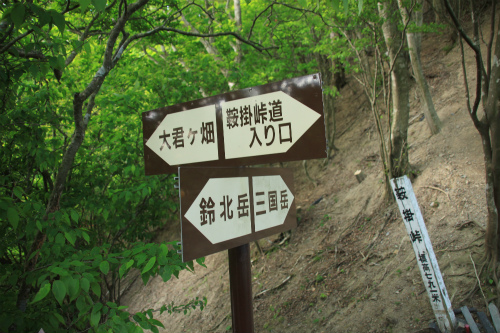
left=121, top=24, right=491, bottom=333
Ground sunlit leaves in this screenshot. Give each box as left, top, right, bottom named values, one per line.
left=32, top=282, right=51, bottom=303
left=141, top=256, right=156, bottom=274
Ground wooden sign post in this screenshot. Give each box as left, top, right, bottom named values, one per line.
left=142, top=74, right=327, bottom=333
left=390, top=176, right=456, bottom=332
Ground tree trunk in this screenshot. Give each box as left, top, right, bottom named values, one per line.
left=482, top=126, right=499, bottom=265
left=398, top=0, right=442, bottom=135
left=311, top=27, right=338, bottom=159
left=379, top=0, right=411, bottom=178
left=443, top=0, right=500, bottom=281
left=483, top=36, right=500, bottom=269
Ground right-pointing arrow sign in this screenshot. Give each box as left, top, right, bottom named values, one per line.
left=221, top=91, right=320, bottom=159
left=142, top=73, right=326, bottom=175
left=179, top=167, right=296, bottom=262
left=252, top=175, right=294, bottom=232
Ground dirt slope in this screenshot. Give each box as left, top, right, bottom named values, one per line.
left=121, top=25, right=490, bottom=333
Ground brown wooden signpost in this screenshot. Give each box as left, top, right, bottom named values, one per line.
left=179, top=167, right=296, bottom=262
left=142, top=73, right=326, bottom=333
left=142, top=73, right=326, bottom=175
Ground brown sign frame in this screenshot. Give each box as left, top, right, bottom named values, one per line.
left=179, top=167, right=296, bottom=262
left=142, top=73, right=326, bottom=175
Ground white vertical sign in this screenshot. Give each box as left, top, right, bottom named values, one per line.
left=390, top=176, right=456, bottom=333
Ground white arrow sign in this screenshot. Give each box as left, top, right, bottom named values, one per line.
left=221, top=91, right=320, bottom=159
left=184, top=175, right=294, bottom=244
left=145, top=105, right=219, bottom=165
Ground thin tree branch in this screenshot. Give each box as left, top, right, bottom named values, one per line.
left=0, top=29, right=34, bottom=55
left=444, top=0, right=483, bottom=116
left=0, top=23, right=14, bottom=45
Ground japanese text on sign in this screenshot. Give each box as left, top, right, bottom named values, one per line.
left=145, top=105, right=219, bottom=166
left=159, top=122, right=215, bottom=151
left=390, top=176, right=456, bottom=332
left=198, top=189, right=289, bottom=226
left=221, top=91, right=320, bottom=160
left=225, top=99, right=292, bottom=148
left=183, top=175, right=294, bottom=245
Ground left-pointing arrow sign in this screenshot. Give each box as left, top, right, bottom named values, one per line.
left=179, top=167, right=296, bottom=262
left=184, top=176, right=253, bottom=244
left=145, top=105, right=219, bottom=165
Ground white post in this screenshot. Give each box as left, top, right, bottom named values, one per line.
left=390, top=176, right=456, bottom=332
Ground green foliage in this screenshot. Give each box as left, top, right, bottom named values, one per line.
left=0, top=0, right=434, bottom=331
left=0, top=0, right=213, bottom=331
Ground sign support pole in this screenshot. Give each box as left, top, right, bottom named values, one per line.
left=228, top=243, right=254, bottom=333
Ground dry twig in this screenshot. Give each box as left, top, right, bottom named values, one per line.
left=421, top=185, right=450, bottom=200
left=254, top=275, right=293, bottom=299
left=470, top=252, right=489, bottom=310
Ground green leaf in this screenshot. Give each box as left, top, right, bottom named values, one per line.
left=106, top=301, right=117, bottom=308
left=13, top=187, right=23, bottom=200
left=81, top=231, right=90, bottom=243
left=55, top=233, right=65, bottom=245
left=76, top=296, right=87, bottom=312
left=91, top=282, right=101, bottom=297
left=53, top=312, right=65, bottom=324
left=358, top=0, right=364, bottom=14
left=50, top=10, right=65, bottom=34
left=149, top=319, right=165, bottom=328
left=126, top=259, right=134, bottom=269
left=7, top=207, right=19, bottom=229
left=196, top=257, right=206, bottom=268
left=64, top=232, right=76, bottom=246
left=93, top=302, right=103, bottom=313
left=50, top=266, right=68, bottom=277
left=343, top=0, right=349, bottom=15
left=67, top=278, right=80, bottom=301
left=70, top=210, right=79, bottom=222
left=186, top=261, right=194, bottom=271
left=52, top=280, right=66, bottom=305
left=160, top=265, right=172, bottom=282
left=99, top=261, right=110, bottom=275
left=329, top=0, right=340, bottom=11
left=80, top=0, right=92, bottom=11
left=90, top=309, right=101, bottom=327
left=11, top=3, right=25, bottom=29
left=119, top=264, right=127, bottom=279
left=80, top=278, right=90, bottom=293
left=32, top=282, right=51, bottom=303
left=38, top=9, right=51, bottom=27
left=142, top=256, right=156, bottom=274
left=92, top=0, right=107, bottom=12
